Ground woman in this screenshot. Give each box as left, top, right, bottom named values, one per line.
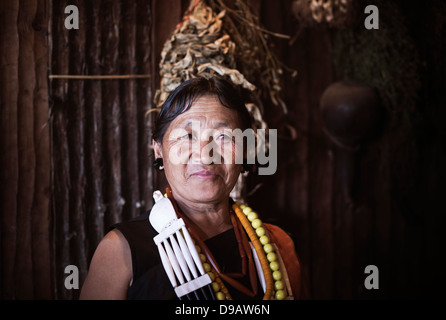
left=80, top=76, right=307, bottom=300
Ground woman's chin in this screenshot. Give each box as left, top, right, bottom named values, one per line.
left=186, top=180, right=226, bottom=201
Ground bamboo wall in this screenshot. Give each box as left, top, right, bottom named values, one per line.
left=49, top=0, right=159, bottom=299
left=1, top=0, right=445, bottom=299
left=0, top=0, right=51, bottom=299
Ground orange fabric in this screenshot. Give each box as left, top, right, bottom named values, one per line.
left=264, top=223, right=310, bottom=299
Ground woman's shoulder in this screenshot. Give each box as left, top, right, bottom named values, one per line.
left=111, top=212, right=156, bottom=244
left=80, top=213, right=161, bottom=299
left=80, top=228, right=132, bottom=299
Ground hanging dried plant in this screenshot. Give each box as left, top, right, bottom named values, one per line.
left=332, top=1, right=420, bottom=119
left=154, top=0, right=292, bottom=116
left=207, top=0, right=293, bottom=114
left=291, top=0, right=359, bottom=28
left=154, top=1, right=255, bottom=107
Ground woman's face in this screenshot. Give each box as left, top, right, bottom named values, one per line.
left=153, top=95, right=244, bottom=205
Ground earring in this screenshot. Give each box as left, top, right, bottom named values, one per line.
left=153, top=157, right=164, bottom=171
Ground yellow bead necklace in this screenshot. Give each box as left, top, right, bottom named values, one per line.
left=198, top=202, right=288, bottom=300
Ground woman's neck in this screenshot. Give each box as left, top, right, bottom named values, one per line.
left=173, top=196, right=233, bottom=240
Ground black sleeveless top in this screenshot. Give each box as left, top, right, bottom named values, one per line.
left=112, top=212, right=264, bottom=300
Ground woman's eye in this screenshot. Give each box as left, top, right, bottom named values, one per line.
left=219, top=134, right=232, bottom=141
left=182, top=133, right=193, bottom=140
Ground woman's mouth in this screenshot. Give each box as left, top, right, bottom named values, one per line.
left=190, top=170, right=219, bottom=179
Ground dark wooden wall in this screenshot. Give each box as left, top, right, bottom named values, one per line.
left=250, top=1, right=446, bottom=299
left=1, top=0, right=445, bottom=299
left=49, top=0, right=156, bottom=299
left=250, top=0, right=446, bottom=300
left=0, top=0, right=51, bottom=299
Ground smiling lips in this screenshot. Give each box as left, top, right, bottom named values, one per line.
left=190, top=170, right=220, bottom=179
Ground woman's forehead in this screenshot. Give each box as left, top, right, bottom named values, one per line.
left=171, top=95, right=240, bottom=127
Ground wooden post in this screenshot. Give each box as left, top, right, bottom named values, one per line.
left=102, top=0, right=122, bottom=227
left=50, top=0, right=72, bottom=299
left=67, top=0, right=87, bottom=297
left=84, top=0, right=105, bottom=260
left=136, top=0, right=154, bottom=213
left=0, top=0, right=20, bottom=299
left=16, top=0, right=38, bottom=299
left=31, top=0, right=52, bottom=299
left=120, top=1, right=140, bottom=221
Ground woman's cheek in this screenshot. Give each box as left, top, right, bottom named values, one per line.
left=225, top=140, right=243, bottom=165
left=166, top=141, right=191, bottom=165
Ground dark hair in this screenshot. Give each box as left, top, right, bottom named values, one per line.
left=152, top=77, right=252, bottom=143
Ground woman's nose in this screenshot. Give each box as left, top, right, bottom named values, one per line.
left=191, top=138, right=222, bottom=165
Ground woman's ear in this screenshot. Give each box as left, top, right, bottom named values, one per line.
left=152, top=139, right=163, bottom=159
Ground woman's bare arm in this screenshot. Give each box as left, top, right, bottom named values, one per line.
left=80, top=229, right=132, bottom=300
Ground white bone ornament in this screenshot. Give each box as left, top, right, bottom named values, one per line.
left=149, top=190, right=212, bottom=299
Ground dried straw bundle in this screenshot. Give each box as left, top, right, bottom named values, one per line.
left=155, top=0, right=291, bottom=117
left=207, top=0, right=291, bottom=114
left=155, top=1, right=256, bottom=107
